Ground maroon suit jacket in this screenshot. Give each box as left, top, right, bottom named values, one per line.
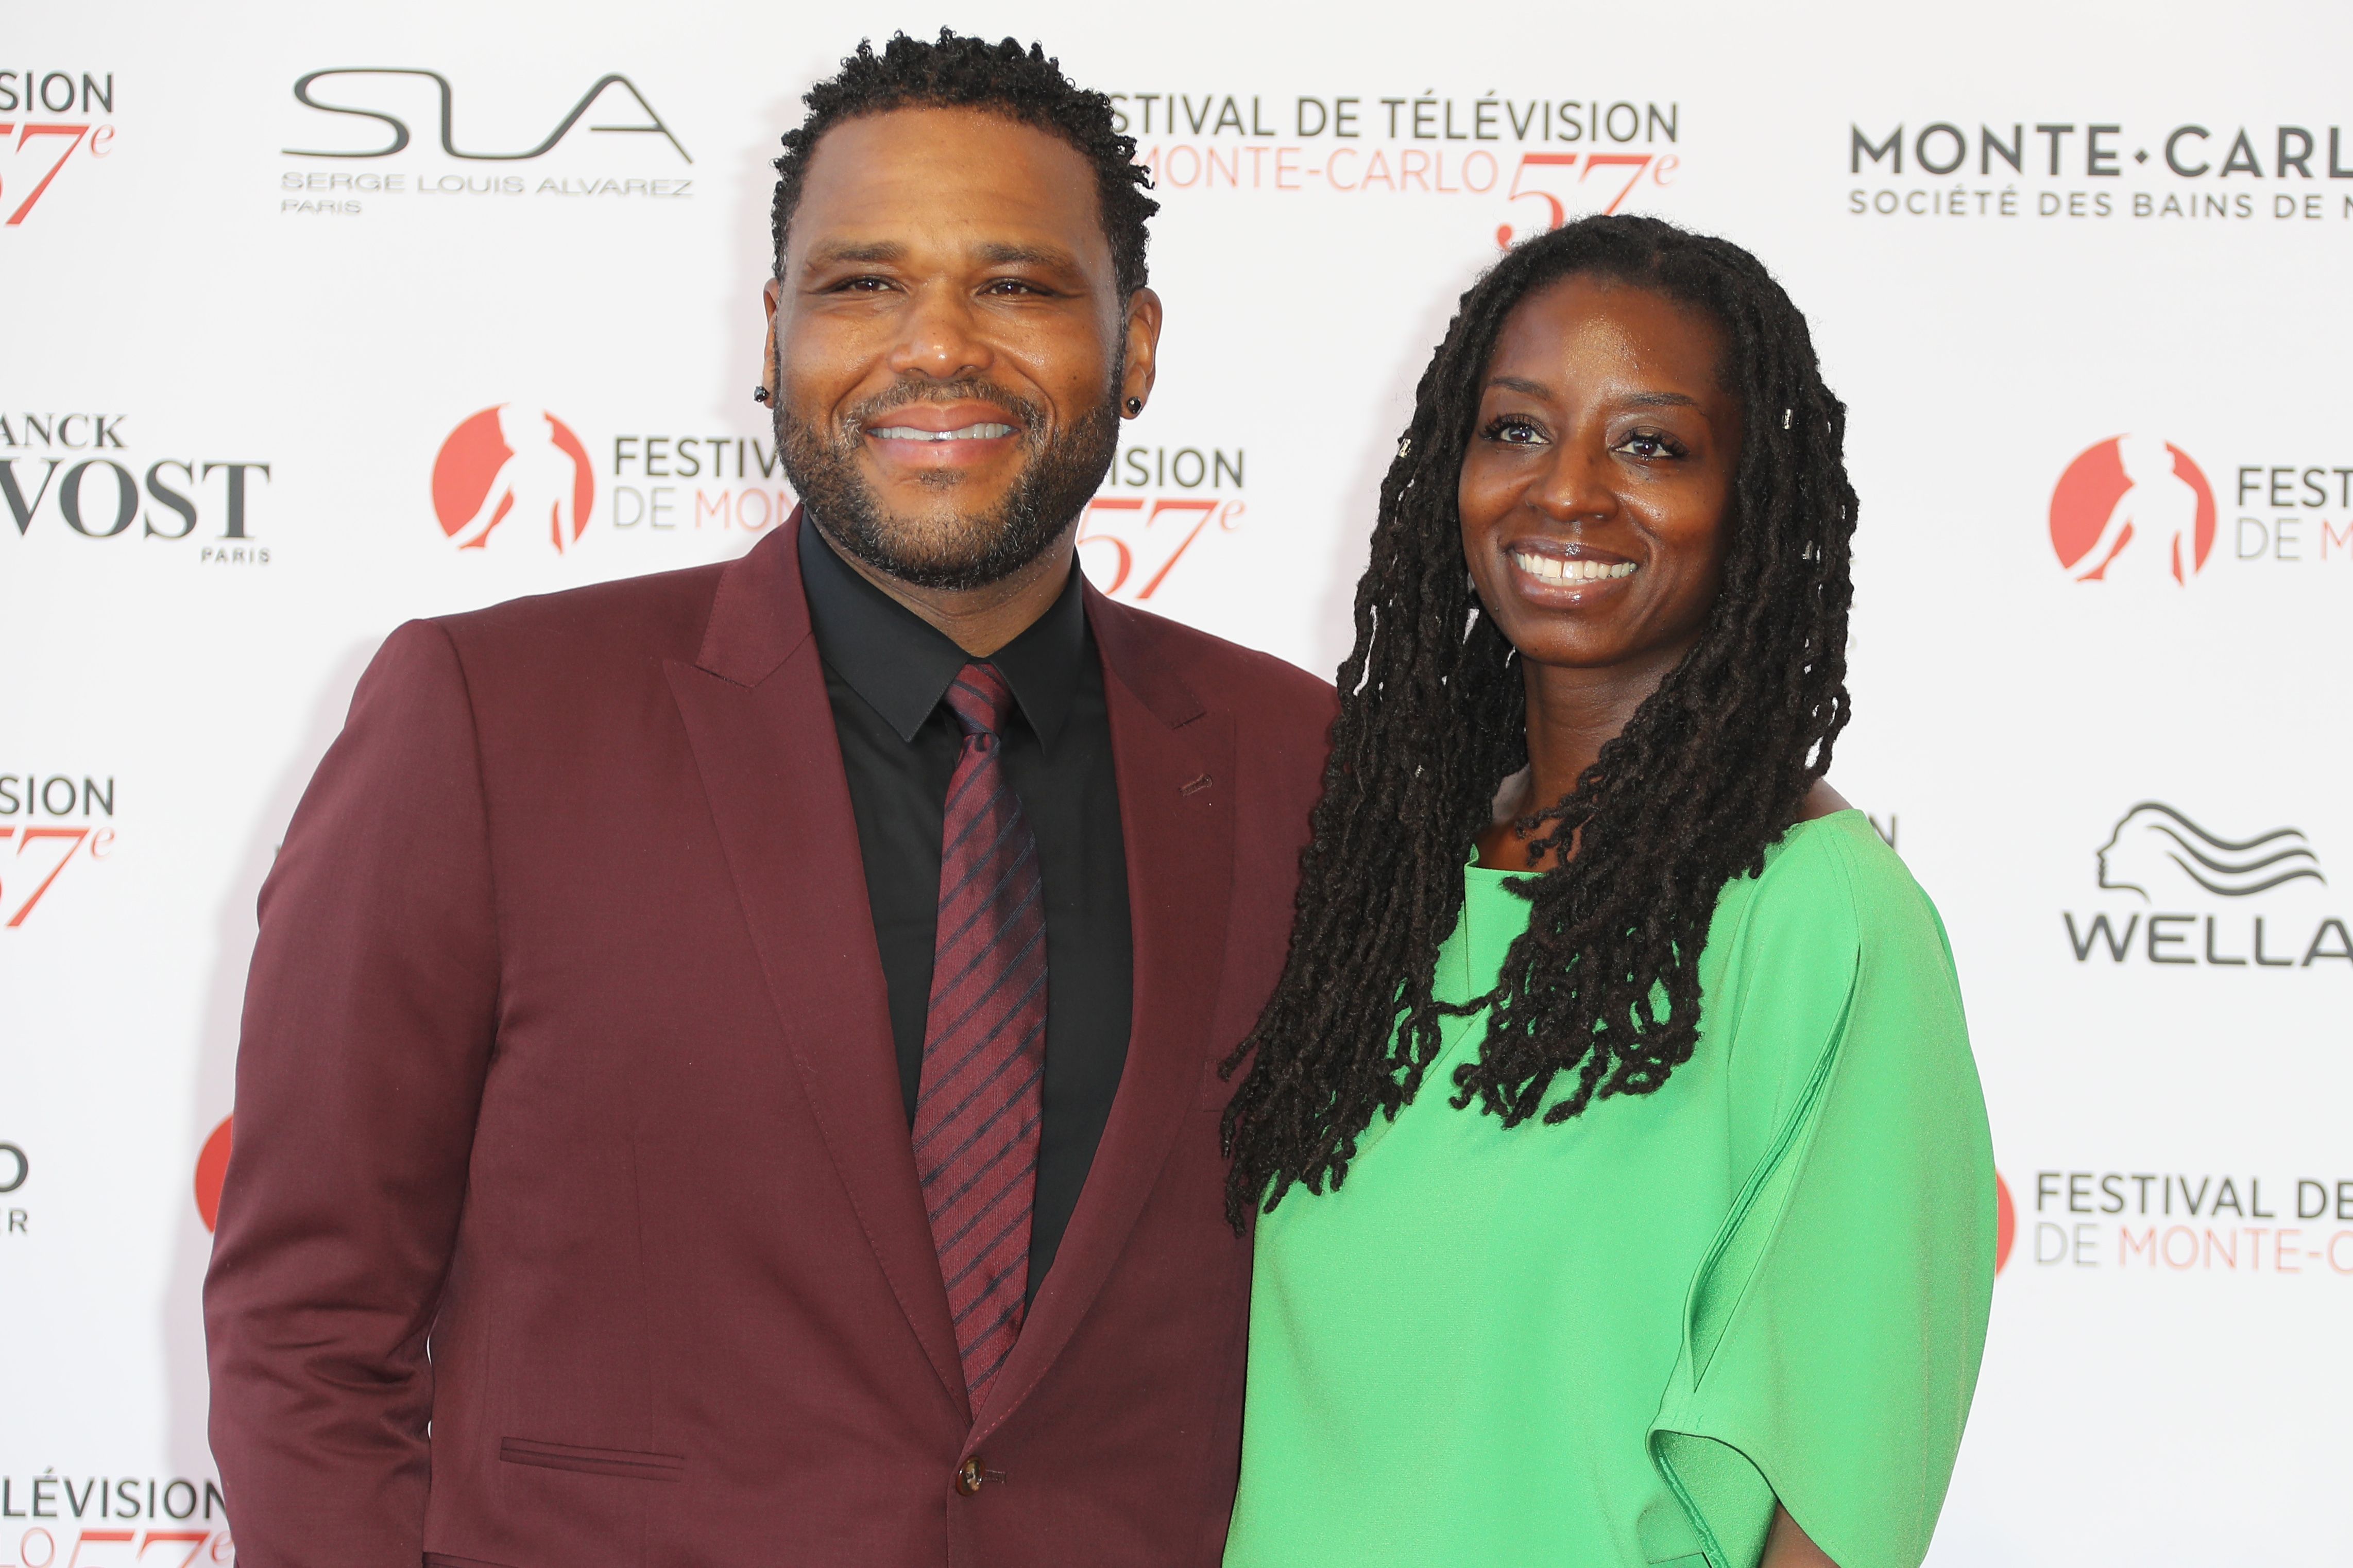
left=203, top=524, right=1334, bottom=1568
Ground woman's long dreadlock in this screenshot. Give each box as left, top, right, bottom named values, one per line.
left=1222, top=214, right=1858, bottom=1228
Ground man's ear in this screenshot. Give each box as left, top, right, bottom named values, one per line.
left=1119, top=287, right=1164, bottom=412
left=760, top=278, right=783, bottom=403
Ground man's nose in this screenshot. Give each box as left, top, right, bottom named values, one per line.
left=889, top=282, right=993, bottom=382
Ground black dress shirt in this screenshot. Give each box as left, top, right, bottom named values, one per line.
left=797, top=516, right=1133, bottom=1305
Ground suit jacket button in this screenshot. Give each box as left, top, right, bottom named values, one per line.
left=956, top=1456, right=986, bottom=1496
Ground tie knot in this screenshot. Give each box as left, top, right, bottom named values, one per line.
left=944, top=662, right=1016, bottom=738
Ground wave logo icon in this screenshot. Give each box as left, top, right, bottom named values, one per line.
left=432, top=405, right=593, bottom=554
left=2095, top=803, right=2325, bottom=901
left=2050, top=436, right=2215, bottom=587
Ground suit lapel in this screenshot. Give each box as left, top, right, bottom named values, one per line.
left=970, top=587, right=1237, bottom=1442
left=663, top=518, right=968, bottom=1422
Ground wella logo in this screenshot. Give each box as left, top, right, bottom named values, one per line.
left=2064, top=803, right=2349, bottom=969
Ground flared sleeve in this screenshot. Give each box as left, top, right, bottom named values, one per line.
left=1646, top=824, right=1996, bottom=1568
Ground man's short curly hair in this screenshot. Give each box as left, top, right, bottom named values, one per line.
left=771, top=29, right=1158, bottom=299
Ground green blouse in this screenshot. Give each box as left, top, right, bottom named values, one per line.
left=1223, top=812, right=1993, bottom=1568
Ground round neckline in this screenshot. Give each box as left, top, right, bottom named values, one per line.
left=1461, top=808, right=1866, bottom=883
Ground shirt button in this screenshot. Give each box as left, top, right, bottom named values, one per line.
left=956, top=1456, right=986, bottom=1495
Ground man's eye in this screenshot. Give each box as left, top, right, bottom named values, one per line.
left=984, top=278, right=1044, bottom=296
left=833, top=276, right=893, bottom=293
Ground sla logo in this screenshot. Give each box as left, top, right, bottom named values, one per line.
left=2064, top=802, right=2349, bottom=969
left=432, top=405, right=592, bottom=553
left=194, top=1115, right=231, bottom=1233
left=2050, top=435, right=2215, bottom=586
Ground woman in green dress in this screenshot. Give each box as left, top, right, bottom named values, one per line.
left=1219, top=215, right=1994, bottom=1568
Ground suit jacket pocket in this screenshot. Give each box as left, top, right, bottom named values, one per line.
left=499, top=1436, right=685, bottom=1481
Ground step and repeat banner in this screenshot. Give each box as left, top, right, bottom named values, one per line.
left=4, top=1, right=2349, bottom=1563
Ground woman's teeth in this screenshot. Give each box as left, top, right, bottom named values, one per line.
left=869, top=423, right=1016, bottom=441
left=1511, top=551, right=1637, bottom=583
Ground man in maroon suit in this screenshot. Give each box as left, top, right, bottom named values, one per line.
left=204, top=31, right=1332, bottom=1568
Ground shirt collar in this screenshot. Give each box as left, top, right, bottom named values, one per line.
left=797, top=511, right=1087, bottom=751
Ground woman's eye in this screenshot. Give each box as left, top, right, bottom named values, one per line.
left=1616, top=430, right=1684, bottom=459
left=1484, top=417, right=1546, bottom=446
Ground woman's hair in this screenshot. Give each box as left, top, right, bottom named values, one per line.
left=1222, top=213, right=1857, bottom=1228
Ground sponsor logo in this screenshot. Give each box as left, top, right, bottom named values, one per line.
left=194, top=1116, right=231, bottom=1234
left=2, top=414, right=270, bottom=560
left=0, top=1478, right=232, bottom=1552
left=2050, top=436, right=2215, bottom=586
left=1847, top=119, right=2353, bottom=223
left=1110, top=91, right=1681, bottom=248
left=609, top=432, right=794, bottom=539
left=1995, top=1171, right=2016, bottom=1274
left=2229, top=463, right=2353, bottom=567
left=2, top=1140, right=25, bottom=1238
left=0, top=773, right=116, bottom=928
left=433, top=406, right=594, bottom=554
left=2096, top=803, right=2321, bottom=901
left=2025, top=1167, right=2353, bottom=1278
left=1079, top=442, right=1249, bottom=602
left=0, top=71, right=116, bottom=227
left=2064, top=803, right=2348, bottom=969
left=280, top=68, right=691, bottom=215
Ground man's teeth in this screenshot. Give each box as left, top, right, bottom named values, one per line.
left=1511, top=551, right=1638, bottom=583
left=869, top=423, right=1016, bottom=442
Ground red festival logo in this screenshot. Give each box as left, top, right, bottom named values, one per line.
left=2049, top=436, right=2215, bottom=587
left=1995, top=1171, right=2016, bottom=1275
left=432, top=405, right=593, bottom=553
left=194, top=1115, right=231, bottom=1232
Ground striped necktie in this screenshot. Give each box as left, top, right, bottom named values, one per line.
left=911, top=662, right=1049, bottom=1405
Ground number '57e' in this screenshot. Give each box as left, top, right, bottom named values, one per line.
left=0, top=122, right=117, bottom=226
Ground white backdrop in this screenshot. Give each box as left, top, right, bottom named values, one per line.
left=6, top=2, right=2352, bottom=1563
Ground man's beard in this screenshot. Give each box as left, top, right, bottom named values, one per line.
left=777, top=372, right=1121, bottom=592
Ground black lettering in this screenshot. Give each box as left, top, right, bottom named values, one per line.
left=2279, top=126, right=2315, bottom=178
left=2166, top=125, right=2210, bottom=177
left=1981, top=123, right=2023, bottom=174
left=58, top=459, right=138, bottom=538
left=2299, top=1179, right=2327, bottom=1219
left=2087, top=124, right=2120, bottom=175
left=144, top=460, right=197, bottom=538
left=1213, top=450, right=1244, bottom=489
left=0, top=457, right=63, bottom=534
left=2303, top=919, right=2353, bottom=966
left=1916, top=123, right=1965, bottom=175
left=2221, top=129, right=2263, bottom=177
left=2100, top=1174, right=2125, bottom=1213
left=2034, top=123, right=2076, bottom=174
left=2146, top=913, right=2192, bottom=963
left=1851, top=124, right=1901, bottom=174
left=1295, top=96, right=1326, bottom=137
left=2065, top=911, right=2137, bottom=960
left=201, top=461, right=270, bottom=539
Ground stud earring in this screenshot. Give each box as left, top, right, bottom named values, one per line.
left=753, top=386, right=772, bottom=405
left=1124, top=397, right=1143, bottom=416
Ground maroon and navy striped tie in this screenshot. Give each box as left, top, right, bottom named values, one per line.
left=912, top=662, right=1048, bottom=1405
